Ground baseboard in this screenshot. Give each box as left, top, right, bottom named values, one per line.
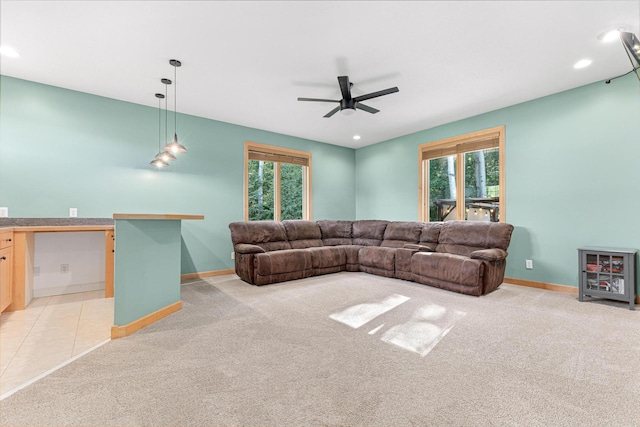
left=33, top=282, right=105, bottom=298
left=504, top=277, right=640, bottom=304
left=504, top=277, right=578, bottom=294
left=111, top=301, right=182, bottom=339
left=180, top=269, right=235, bottom=283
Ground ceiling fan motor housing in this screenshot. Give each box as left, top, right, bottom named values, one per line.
left=341, top=98, right=356, bottom=111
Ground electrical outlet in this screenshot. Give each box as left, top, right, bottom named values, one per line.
left=525, top=259, right=533, bottom=269
left=231, top=252, right=235, bottom=260
left=69, top=208, right=78, bottom=217
left=0, top=207, right=8, bottom=218
left=61, top=264, right=69, bottom=274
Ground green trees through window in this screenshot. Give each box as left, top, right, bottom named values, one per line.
left=280, top=163, right=303, bottom=220
left=419, top=126, right=505, bottom=223
left=248, top=160, right=303, bottom=221
left=248, top=160, right=274, bottom=220
left=428, top=148, right=500, bottom=221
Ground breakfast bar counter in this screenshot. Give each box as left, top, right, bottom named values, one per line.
left=110, top=213, right=204, bottom=338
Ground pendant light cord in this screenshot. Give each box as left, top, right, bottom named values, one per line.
left=158, top=96, right=162, bottom=152
left=174, top=63, right=177, bottom=136
left=165, top=82, right=169, bottom=144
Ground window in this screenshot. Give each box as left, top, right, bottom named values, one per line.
left=418, top=126, right=505, bottom=223
left=244, top=141, right=312, bottom=221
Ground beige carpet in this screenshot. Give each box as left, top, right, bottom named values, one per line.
left=1, top=272, right=639, bottom=426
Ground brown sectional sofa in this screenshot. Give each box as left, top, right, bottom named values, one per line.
left=229, top=219, right=514, bottom=296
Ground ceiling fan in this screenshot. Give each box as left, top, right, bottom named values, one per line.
left=298, top=76, right=399, bottom=118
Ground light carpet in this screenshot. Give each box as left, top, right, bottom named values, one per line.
left=1, top=272, right=639, bottom=427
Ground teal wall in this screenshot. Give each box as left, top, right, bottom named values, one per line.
left=356, top=74, right=640, bottom=291
left=113, top=219, right=182, bottom=325
left=3, top=74, right=639, bottom=292
left=0, top=76, right=356, bottom=274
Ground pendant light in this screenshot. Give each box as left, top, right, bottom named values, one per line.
left=150, top=93, right=170, bottom=168
left=163, top=59, right=187, bottom=154
left=153, top=88, right=176, bottom=163
left=156, top=79, right=176, bottom=162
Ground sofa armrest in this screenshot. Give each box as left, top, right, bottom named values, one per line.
left=235, top=243, right=265, bottom=254
left=403, top=243, right=435, bottom=252
left=470, top=248, right=507, bottom=262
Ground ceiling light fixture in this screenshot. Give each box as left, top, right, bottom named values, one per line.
left=0, top=46, right=21, bottom=58
left=619, top=31, right=640, bottom=81
left=150, top=93, right=170, bottom=168
left=353, top=135, right=361, bottom=140
left=163, top=59, right=187, bottom=154
left=573, top=59, right=592, bottom=69
left=153, top=90, right=176, bottom=163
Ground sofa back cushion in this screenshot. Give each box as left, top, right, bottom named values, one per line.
left=317, top=220, right=353, bottom=246
left=435, top=221, right=514, bottom=257
left=352, top=220, right=389, bottom=246
left=418, top=222, right=443, bottom=251
left=380, top=221, right=423, bottom=248
left=229, top=221, right=292, bottom=252
left=283, top=220, right=323, bottom=249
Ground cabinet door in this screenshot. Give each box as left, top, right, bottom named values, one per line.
left=0, top=246, right=12, bottom=312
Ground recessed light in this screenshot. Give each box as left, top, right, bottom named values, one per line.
left=598, top=29, right=623, bottom=43
left=573, top=59, right=592, bottom=69
left=353, top=135, right=361, bottom=140
left=601, top=30, right=621, bottom=43
left=0, top=46, right=21, bottom=58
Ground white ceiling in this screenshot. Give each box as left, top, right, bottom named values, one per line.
left=1, top=1, right=638, bottom=149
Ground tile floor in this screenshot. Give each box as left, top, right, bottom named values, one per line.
left=0, top=290, right=113, bottom=396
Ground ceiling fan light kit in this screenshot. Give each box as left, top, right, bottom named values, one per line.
left=298, top=75, right=399, bottom=118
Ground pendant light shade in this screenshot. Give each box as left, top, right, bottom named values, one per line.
left=155, top=150, right=176, bottom=162
left=165, top=133, right=187, bottom=154
left=163, top=59, right=187, bottom=154
left=150, top=158, right=169, bottom=168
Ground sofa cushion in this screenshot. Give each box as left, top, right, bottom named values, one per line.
left=229, top=221, right=292, bottom=251
left=411, top=252, right=484, bottom=287
left=352, top=220, right=389, bottom=246
left=307, top=246, right=347, bottom=269
left=417, top=222, right=442, bottom=251
left=343, top=245, right=362, bottom=272
left=254, top=249, right=312, bottom=276
left=359, top=246, right=396, bottom=271
left=435, top=221, right=513, bottom=257
left=317, top=220, right=353, bottom=246
left=380, top=221, right=423, bottom=248
left=283, top=220, right=323, bottom=249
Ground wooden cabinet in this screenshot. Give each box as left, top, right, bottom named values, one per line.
left=0, top=229, right=14, bottom=313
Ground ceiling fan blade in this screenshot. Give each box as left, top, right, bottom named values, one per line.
left=355, top=103, right=379, bottom=114
left=338, top=76, right=351, bottom=100
left=354, top=87, right=399, bottom=102
left=323, top=106, right=341, bottom=118
left=298, top=97, right=340, bottom=103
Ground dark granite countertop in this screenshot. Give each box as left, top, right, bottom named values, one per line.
left=0, top=218, right=114, bottom=228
